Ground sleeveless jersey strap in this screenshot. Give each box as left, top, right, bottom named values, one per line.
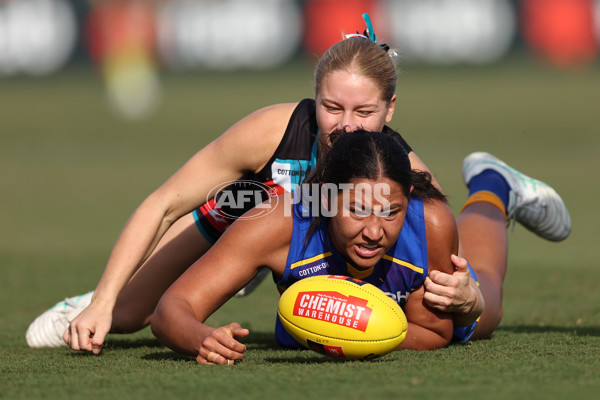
left=310, top=129, right=319, bottom=170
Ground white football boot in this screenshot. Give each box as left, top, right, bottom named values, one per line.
left=26, top=291, right=94, bottom=348
left=462, top=152, right=571, bottom=241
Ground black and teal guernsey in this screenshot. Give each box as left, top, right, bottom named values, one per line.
left=193, top=98, right=412, bottom=243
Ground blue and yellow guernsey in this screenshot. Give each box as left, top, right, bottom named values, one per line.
left=274, top=196, right=428, bottom=348
left=274, top=196, right=479, bottom=346
left=276, top=196, right=429, bottom=308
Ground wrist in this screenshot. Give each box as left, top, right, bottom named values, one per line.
left=90, top=290, right=118, bottom=310
left=453, top=284, right=484, bottom=327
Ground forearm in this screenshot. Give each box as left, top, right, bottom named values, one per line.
left=93, top=197, right=176, bottom=307
left=151, top=295, right=211, bottom=356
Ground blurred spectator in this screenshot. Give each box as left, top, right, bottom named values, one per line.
left=86, top=0, right=160, bottom=119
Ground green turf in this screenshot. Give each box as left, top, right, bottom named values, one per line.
left=1, top=58, right=599, bottom=399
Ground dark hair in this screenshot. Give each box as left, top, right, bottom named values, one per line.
left=307, top=129, right=411, bottom=196
left=302, top=130, right=445, bottom=239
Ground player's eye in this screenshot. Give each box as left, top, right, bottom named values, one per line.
left=324, top=104, right=341, bottom=113
left=384, top=210, right=400, bottom=220
left=350, top=207, right=370, bottom=217
left=375, top=206, right=401, bottom=219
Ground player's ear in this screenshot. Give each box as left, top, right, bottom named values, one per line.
left=385, top=95, right=396, bottom=124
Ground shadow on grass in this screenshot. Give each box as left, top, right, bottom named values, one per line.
left=497, top=325, right=600, bottom=337
left=65, top=337, right=166, bottom=358
left=69, top=331, right=390, bottom=364
left=243, top=331, right=280, bottom=350
left=264, top=346, right=395, bottom=364
left=142, top=351, right=195, bottom=363
left=138, top=331, right=282, bottom=363
left=139, top=350, right=341, bottom=364
left=103, top=337, right=164, bottom=350
left=264, top=354, right=343, bottom=364
left=135, top=332, right=367, bottom=364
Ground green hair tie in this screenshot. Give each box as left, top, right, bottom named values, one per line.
left=345, top=13, right=390, bottom=53
left=362, top=13, right=377, bottom=43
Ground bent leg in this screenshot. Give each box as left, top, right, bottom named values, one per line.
left=111, top=212, right=212, bottom=333
left=457, top=202, right=507, bottom=339
left=456, top=151, right=571, bottom=340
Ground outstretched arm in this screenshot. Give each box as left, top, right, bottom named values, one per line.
left=151, top=196, right=292, bottom=363
left=63, top=103, right=297, bottom=354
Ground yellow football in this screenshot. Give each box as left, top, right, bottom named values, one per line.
left=277, top=275, right=408, bottom=360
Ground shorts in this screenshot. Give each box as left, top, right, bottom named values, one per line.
left=192, top=199, right=232, bottom=244
left=193, top=180, right=287, bottom=244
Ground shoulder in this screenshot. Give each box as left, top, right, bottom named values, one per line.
left=422, top=200, right=457, bottom=274
left=238, top=102, right=302, bottom=127
left=210, top=102, right=301, bottom=173
left=225, top=102, right=300, bottom=139
left=247, top=102, right=300, bottom=120
left=246, top=101, right=315, bottom=137
left=423, top=200, right=456, bottom=231
left=382, top=125, right=412, bottom=154
left=222, top=192, right=295, bottom=276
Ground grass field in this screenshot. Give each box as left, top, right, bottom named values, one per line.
left=1, top=58, right=599, bottom=399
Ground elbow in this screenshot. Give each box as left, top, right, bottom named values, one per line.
left=150, top=296, right=201, bottom=357
left=150, top=315, right=161, bottom=341
left=397, top=335, right=451, bottom=351
left=139, top=190, right=181, bottom=227
left=429, top=334, right=452, bottom=350
left=397, top=321, right=453, bottom=351
left=150, top=300, right=167, bottom=342
left=428, top=324, right=453, bottom=350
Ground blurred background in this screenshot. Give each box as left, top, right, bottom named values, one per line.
left=1, top=0, right=599, bottom=328
left=1, top=0, right=599, bottom=118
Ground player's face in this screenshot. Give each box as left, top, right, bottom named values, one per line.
left=315, top=69, right=396, bottom=140
left=326, top=177, right=410, bottom=271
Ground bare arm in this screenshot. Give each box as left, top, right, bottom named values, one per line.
left=65, top=103, right=298, bottom=353
left=151, top=195, right=292, bottom=363
left=93, top=103, right=295, bottom=305
left=424, top=251, right=484, bottom=327
left=398, top=200, right=456, bottom=350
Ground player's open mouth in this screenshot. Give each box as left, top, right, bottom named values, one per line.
left=355, top=243, right=381, bottom=258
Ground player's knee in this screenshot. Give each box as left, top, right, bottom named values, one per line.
left=473, top=304, right=503, bottom=340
